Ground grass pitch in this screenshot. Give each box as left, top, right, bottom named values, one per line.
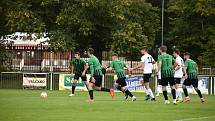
left=0, top=89, right=215, bottom=121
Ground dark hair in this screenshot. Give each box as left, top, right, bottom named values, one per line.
left=140, top=46, right=148, bottom=52
left=112, top=53, right=118, bottom=57
left=174, top=49, right=180, bottom=55
left=88, top=48, right=94, bottom=54
left=75, top=52, right=80, bottom=55
left=160, top=45, right=167, bottom=52
left=184, top=52, right=190, bottom=56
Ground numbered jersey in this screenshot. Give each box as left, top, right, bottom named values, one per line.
left=158, top=53, right=175, bottom=78
left=141, top=53, right=155, bottom=74
left=110, top=60, right=126, bottom=78
left=174, top=56, right=184, bottom=78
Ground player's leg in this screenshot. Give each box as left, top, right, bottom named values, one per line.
left=87, top=82, right=94, bottom=101
left=156, top=71, right=162, bottom=97
left=81, top=75, right=88, bottom=89
left=156, top=79, right=162, bottom=97
left=115, top=78, right=128, bottom=99
left=115, top=82, right=129, bottom=100
left=161, top=78, right=170, bottom=104
left=143, top=75, right=150, bottom=100
left=169, top=77, right=177, bottom=104
left=93, top=75, right=114, bottom=98
left=182, top=79, right=191, bottom=102
left=192, top=79, right=205, bottom=103
left=69, top=74, right=79, bottom=96
left=119, top=77, right=136, bottom=101
left=144, top=74, right=155, bottom=101
left=175, top=78, right=183, bottom=102
left=145, top=82, right=155, bottom=101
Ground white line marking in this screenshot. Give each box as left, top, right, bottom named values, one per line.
left=173, top=116, right=215, bottom=121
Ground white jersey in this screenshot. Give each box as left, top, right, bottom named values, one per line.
left=141, top=53, right=155, bottom=74
left=174, top=56, right=184, bottom=78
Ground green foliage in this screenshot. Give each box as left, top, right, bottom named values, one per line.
left=50, top=0, right=159, bottom=56
left=168, top=0, right=215, bottom=66
left=0, top=0, right=214, bottom=66
left=0, top=40, right=8, bottom=71
left=111, top=0, right=160, bottom=56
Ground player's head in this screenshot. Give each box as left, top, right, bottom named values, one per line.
left=140, top=46, right=148, bottom=55
left=74, top=52, right=81, bottom=59
left=173, top=49, right=180, bottom=57
left=112, top=53, right=118, bottom=60
left=87, top=48, right=94, bottom=57
left=159, top=45, right=167, bottom=54
left=184, top=52, right=190, bottom=60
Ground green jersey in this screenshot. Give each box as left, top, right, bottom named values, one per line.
left=71, top=58, right=86, bottom=75
left=184, top=59, right=198, bottom=79
left=110, top=60, right=126, bottom=79
left=88, top=55, right=103, bottom=76
left=158, top=53, right=175, bottom=78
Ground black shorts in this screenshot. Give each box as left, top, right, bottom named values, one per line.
left=183, top=78, right=198, bottom=87
left=89, top=75, right=103, bottom=87
left=174, top=78, right=181, bottom=84
left=74, top=74, right=87, bottom=81
left=116, top=77, right=127, bottom=87
left=161, top=77, right=175, bottom=86
left=143, top=74, right=152, bottom=83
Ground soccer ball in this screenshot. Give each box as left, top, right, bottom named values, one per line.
left=40, top=92, right=48, bottom=98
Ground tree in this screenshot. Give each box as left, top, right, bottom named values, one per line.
left=168, top=0, right=215, bottom=66
left=110, top=0, right=160, bottom=59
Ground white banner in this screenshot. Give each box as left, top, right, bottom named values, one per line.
left=23, top=73, right=47, bottom=88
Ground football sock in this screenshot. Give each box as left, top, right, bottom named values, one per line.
left=101, top=87, right=110, bottom=92
left=177, top=89, right=183, bottom=100
left=171, top=89, right=176, bottom=99
left=148, top=88, right=155, bottom=98
left=72, top=83, right=77, bottom=94
left=144, top=87, right=149, bottom=95
left=176, top=88, right=179, bottom=98
left=72, top=86, right=76, bottom=94
left=163, top=90, right=168, bottom=100
left=195, top=88, right=203, bottom=98
left=183, top=88, right=189, bottom=97
left=125, top=90, right=133, bottom=97
left=88, top=90, right=94, bottom=100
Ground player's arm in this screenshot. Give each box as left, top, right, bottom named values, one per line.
left=157, top=56, right=162, bottom=73
left=88, top=60, right=96, bottom=83
left=82, top=63, right=89, bottom=76
left=174, top=62, right=181, bottom=71
left=132, top=62, right=144, bottom=70
left=106, top=67, right=113, bottom=72
left=88, top=60, right=94, bottom=76
left=70, top=62, right=74, bottom=73
left=183, top=67, right=188, bottom=78
left=183, top=61, right=188, bottom=78
left=106, top=62, right=113, bottom=72
left=151, top=57, right=156, bottom=64
left=182, top=66, right=186, bottom=75
left=132, top=56, right=146, bottom=71
left=157, top=60, right=162, bottom=73
left=125, top=64, right=132, bottom=76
